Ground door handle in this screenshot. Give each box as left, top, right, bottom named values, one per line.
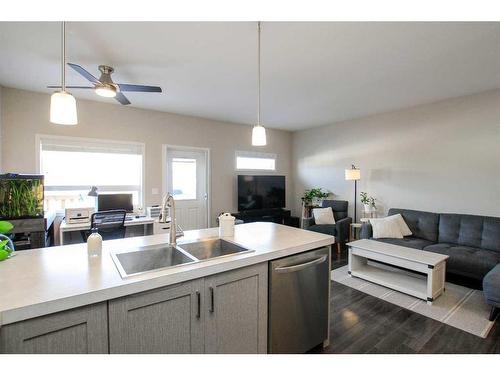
left=275, top=255, right=328, bottom=273
left=209, top=286, right=215, bottom=313
left=196, top=291, right=201, bottom=319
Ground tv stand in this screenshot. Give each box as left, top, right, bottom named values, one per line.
left=233, top=208, right=298, bottom=227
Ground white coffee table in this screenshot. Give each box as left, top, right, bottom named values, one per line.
left=347, top=239, right=449, bottom=305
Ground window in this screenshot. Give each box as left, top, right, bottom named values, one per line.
left=236, top=151, right=276, bottom=171
left=171, top=158, right=197, bottom=200
left=38, top=135, right=144, bottom=211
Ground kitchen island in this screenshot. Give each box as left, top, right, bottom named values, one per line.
left=0, top=222, right=334, bottom=354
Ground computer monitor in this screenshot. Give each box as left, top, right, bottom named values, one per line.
left=97, top=193, right=134, bottom=213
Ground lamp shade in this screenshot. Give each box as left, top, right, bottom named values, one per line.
left=88, top=186, right=98, bottom=197
left=252, top=124, right=267, bottom=146
left=345, top=168, right=361, bottom=181
left=50, top=91, right=77, bottom=125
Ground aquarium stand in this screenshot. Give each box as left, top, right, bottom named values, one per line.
left=9, top=215, right=55, bottom=250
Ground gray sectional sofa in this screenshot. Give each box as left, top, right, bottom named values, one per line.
left=360, top=208, right=500, bottom=319
left=360, top=208, right=500, bottom=282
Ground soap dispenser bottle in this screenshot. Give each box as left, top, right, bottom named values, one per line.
left=218, top=213, right=236, bottom=237
left=87, top=228, right=102, bottom=257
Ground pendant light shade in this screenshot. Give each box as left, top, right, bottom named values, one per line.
left=252, top=124, right=267, bottom=146
left=50, top=22, right=78, bottom=125
left=50, top=91, right=77, bottom=125
left=251, top=21, right=267, bottom=146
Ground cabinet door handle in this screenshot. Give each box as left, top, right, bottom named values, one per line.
left=209, top=287, right=215, bottom=313
left=196, top=291, right=201, bottom=319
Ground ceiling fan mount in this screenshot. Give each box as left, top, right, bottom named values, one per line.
left=47, top=63, right=162, bottom=105
left=98, top=65, right=114, bottom=75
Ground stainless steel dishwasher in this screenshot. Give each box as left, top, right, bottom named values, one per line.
left=268, top=247, right=330, bottom=353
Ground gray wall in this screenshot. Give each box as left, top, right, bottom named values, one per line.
left=0, top=87, right=293, bottom=224
left=293, top=90, right=500, bottom=219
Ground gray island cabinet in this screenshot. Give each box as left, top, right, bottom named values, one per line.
left=109, top=263, right=267, bottom=354
left=0, top=263, right=268, bottom=354
left=0, top=303, right=108, bottom=354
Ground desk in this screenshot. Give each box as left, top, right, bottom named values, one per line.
left=59, top=217, right=156, bottom=245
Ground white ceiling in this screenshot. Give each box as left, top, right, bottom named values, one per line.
left=1, top=22, right=500, bottom=131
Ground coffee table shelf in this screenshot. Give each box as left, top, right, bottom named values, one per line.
left=350, top=263, right=428, bottom=300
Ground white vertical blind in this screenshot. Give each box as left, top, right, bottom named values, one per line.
left=38, top=135, right=145, bottom=210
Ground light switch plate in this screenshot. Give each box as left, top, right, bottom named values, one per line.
left=151, top=188, right=159, bottom=195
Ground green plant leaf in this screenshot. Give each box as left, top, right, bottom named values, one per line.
left=0, top=249, right=9, bottom=261
left=0, top=239, right=8, bottom=249
left=0, top=221, right=13, bottom=234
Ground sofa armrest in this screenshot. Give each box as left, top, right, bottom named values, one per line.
left=360, top=222, right=372, bottom=239
left=302, top=217, right=315, bottom=229
left=335, top=217, right=352, bottom=243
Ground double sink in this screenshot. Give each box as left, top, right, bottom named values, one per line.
left=111, top=238, right=253, bottom=278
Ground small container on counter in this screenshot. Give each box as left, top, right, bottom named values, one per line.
left=218, top=213, right=235, bottom=237
left=87, top=228, right=102, bottom=257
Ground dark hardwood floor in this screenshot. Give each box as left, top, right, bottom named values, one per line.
left=310, top=247, right=500, bottom=354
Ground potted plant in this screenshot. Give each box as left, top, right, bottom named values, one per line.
left=0, top=220, right=14, bottom=261
left=301, top=188, right=330, bottom=218
left=360, top=192, right=376, bottom=213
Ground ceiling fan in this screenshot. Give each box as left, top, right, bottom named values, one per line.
left=48, top=63, right=162, bottom=105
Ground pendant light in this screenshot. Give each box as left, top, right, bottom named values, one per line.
left=252, top=21, right=267, bottom=146
left=50, top=22, right=78, bottom=125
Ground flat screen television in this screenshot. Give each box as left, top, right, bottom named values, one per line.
left=238, top=175, right=285, bottom=212
left=98, top=193, right=134, bottom=213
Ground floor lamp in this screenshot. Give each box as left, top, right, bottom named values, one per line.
left=345, top=165, right=361, bottom=223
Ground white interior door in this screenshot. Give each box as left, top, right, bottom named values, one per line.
left=166, top=147, right=208, bottom=230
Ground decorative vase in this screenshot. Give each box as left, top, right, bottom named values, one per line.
left=363, top=204, right=371, bottom=213
left=312, top=197, right=323, bottom=207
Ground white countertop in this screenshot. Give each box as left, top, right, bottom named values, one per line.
left=0, top=222, right=334, bottom=326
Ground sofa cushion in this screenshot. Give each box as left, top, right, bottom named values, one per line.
left=321, top=200, right=348, bottom=221
left=438, top=214, right=500, bottom=253
left=388, top=208, right=439, bottom=242
left=392, top=214, right=412, bottom=236
left=308, top=224, right=337, bottom=237
left=424, top=243, right=500, bottom=280
left=375, top=236, right=434, bottom=250
left=483, top=264, right=500, bottom=305
left=313, top=207, right=335, bottom=225
left=369, top=216, right=403, bottom=239
left=481, top=217, right=500, bottom=252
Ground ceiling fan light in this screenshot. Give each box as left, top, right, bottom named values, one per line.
left=252, top=124, right=267, bottom=146
left=50, top=91, right=78, bottom=125
left=95, top=86, right=116, bottom=98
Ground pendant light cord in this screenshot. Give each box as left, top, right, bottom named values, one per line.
left=61, top=21, right=66, bottom=92
left=257, top=21, right=261, bottom=127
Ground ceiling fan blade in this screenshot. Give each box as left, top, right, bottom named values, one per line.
left=67, top=63, right=101, bottom=84
left=118, top=84, right=162, bottom=93
left=115, top=91, right=131, bottom=105
left=47, top=85, right=94, bottom=89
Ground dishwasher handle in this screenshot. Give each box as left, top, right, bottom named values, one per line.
left=274, top=255, right=328, bottom=273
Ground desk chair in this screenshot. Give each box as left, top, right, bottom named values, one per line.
left=81, top=210, right=127, bottom=241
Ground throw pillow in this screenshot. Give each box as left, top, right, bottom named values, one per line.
left=392, top=214, right=412, bottom=237
left=313, top=207, right=336, bottom=225
left=369, top=216, right=403, bottom=239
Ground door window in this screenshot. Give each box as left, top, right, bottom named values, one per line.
left=171, top=158, right=197, bottom=200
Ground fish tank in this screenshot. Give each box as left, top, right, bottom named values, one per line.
left=0, top=173, right=44, bottom=220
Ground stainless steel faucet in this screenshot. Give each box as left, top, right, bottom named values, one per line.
left=160, top=193, right=183, bottom=246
